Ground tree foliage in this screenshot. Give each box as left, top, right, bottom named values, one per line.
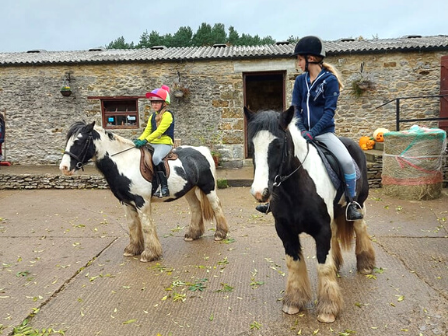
left=107, top=23, right=281, bottom=49
left=106, top=36, right=134, bottom=49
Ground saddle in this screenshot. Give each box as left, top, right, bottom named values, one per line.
left=139, top=145, right=178, bottom=183
left=310, top=140, right=360, bottom=203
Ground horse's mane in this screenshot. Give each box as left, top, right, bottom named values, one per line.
left=247, top=110, right=284, bottom=140
left=94, top=125, right=134, bottom=146
left=66, top=121, right=87, bottom=141
left=66, top=121, right=133, bottom=146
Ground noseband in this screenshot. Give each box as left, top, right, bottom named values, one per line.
left=272, top=133, right=309, bottom=188
left=64, top=132, right=93, bottom=171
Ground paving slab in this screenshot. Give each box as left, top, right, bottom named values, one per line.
left=0, top=187, right=447, bottom=336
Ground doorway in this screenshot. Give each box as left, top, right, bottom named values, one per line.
left=243, top=71, right=286, bottom=158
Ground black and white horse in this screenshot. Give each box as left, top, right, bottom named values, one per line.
left=244, top=107, right=375, bottom=323
left=60, top=121, right=228, bottom=262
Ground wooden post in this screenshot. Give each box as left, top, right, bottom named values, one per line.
left=174, top=139, right=182, bottom=148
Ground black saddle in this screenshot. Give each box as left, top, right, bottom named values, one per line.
left=310, top=140, right=360, bottom=204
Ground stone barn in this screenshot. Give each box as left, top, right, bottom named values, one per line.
left=0, top=35, right=447, bottom=168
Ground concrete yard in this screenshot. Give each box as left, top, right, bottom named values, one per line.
left=0, top=186, right=447, bottom=335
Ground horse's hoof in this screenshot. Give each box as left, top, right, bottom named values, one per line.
left=317, top=313, right=336, bottom=323
left=140, top=251, right=161, bottom=262
left=282, top=304, right=301, bottom=315
left=123, top=246, right=141, bottom=257
left=184, top=232, right=202, bottom=241
left=214, top=231, right=227, bottom=241
left=358, top=267, right=373, bottom=275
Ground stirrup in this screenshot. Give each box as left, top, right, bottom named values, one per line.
left=155, top=187, right=169, bottom=198
left=346, top=201, right=363, bottom=221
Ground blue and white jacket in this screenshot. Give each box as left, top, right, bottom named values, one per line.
left=291, top=69, right=340, bottom=137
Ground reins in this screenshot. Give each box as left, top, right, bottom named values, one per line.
left=272, top=134, right=310, bottom=188
left=110, top=147, right=135, bottom=157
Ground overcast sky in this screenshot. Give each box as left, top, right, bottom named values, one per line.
left=1, top=0, right=447, bottom=53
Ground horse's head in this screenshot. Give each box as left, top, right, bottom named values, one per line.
left=244, top=106, right=295, bottom=202
left=59, top=121, right=99, bottom=175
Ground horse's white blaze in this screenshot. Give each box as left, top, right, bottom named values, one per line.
left=59, top=134, right=80, bottom=174
left=59, top=154, right=72, bottom=175
left=251, top=130, right=277, bottom=201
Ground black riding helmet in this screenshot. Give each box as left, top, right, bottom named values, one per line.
left=292, top=36, right=326, bottom=72
left=292, top=36, right=326, bottom=58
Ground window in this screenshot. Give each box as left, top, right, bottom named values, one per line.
left=101, top=98, right=139, bottom=129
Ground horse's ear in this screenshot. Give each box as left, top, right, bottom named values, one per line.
left=279, top=106, right=295, bottom=130
left=243, top=106, right=255, bottom=121
left=85, top=121, right=95, bottom=133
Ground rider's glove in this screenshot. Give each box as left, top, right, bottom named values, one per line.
left=301, top=131, right=314, bottom=141
left=133, top=139, right=148, bottom=148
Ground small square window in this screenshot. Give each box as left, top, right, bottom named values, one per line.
left=102, top=99, right=139, bottom=129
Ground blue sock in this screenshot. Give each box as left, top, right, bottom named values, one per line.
left=345, top=173, right=357, bottom=198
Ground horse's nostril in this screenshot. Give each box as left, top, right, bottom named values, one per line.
left=262, top=189, right=270, bottom=198
left=253, top=191, right=263, bottom=201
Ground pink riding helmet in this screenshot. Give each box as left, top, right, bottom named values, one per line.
left=146, top=85, right=171, bottom=104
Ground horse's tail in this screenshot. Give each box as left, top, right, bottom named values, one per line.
left=335, top=216, right=355, bottom=250
left=199, top=189, right=215, bottom=222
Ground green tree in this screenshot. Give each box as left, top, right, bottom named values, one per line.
left=107, top=22, right=280, bottom=49
left=251, top=35, right=262, bottom=46
left=227, top=26, right=239, bottom=45
left=164, top=33, right=174, bottom=47
left=147, top=30, right=164, bottom=47
left=239, top=33, right=253, bottom=46
left=211, top=23, right=227, bottom=44
left=136, top=30, right=150, bottom=48
left=287, top=35, right=300, bottom=44
left=172, top=26, right=193, bottom=47
left=261, top=36, right=276, bottom=45
left=192, top=22, right=214, bottom=46
left=106, top=36, right=134, bottom=49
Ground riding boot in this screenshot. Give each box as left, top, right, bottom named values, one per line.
left=345, top=175, right=363, bottom=221
left=256, top=202, right=271, bottom=214
left=346, top=201, right=363, bottom=221
left=155, top=162, right=169, bottom=198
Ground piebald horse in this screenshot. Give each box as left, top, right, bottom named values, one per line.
left=60, top=121, right=228, bottom=262
left=245, top=107, right=375, bottom=323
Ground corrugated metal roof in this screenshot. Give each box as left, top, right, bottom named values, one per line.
left=0, top=35, right=447, bottom=66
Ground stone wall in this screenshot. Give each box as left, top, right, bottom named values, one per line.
left=0, top=173, right=109, bottom=189
left=1, top=162, right=445, bottom=190
left=0, top=50, right=446, bottom=167
left=0, top=164, right=384, bottom=190
left=331, top=52, right=444, bottom=138
left=0, top=60, right=246, bottom=165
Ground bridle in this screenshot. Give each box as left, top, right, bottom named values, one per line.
left=64, top=132, right=94, bottom=171
left=64, top=131, right=135, bottom=171
left=272, top=132, right=310, bottom=188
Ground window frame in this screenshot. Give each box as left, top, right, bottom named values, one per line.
left=88, top=96, right=144, bottom=129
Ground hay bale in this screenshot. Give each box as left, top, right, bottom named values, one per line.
left=381, top=126, right=447, bottom=200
